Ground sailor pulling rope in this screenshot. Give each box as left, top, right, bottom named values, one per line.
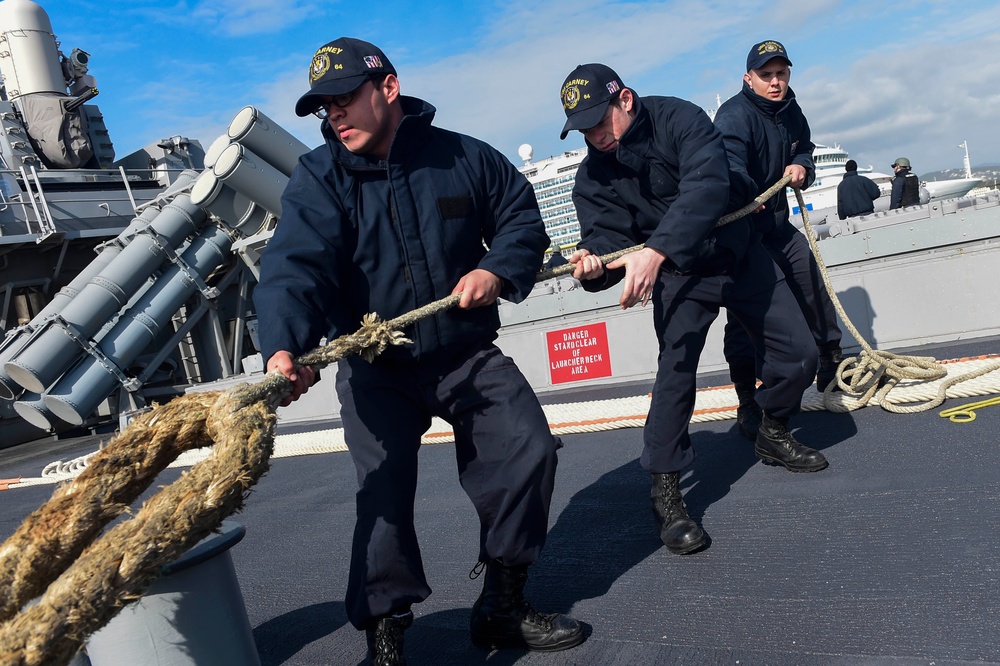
left=0, top=176, right=995, bottom=666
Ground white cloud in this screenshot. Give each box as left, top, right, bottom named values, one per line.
left=190, top=0, right=321, bottom=37
left=800, top=29, right=1000, bottom=171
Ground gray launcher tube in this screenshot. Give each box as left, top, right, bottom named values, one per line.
left=4, top=194, right=207, bottom=394
left=116, top=205, right=162, bottom=244
left=11, top=392, right=64, bottom=431
left=227, top=106, right=309, bottom=178
left=0, top=242, right=125, bottom=401
left=203, top=135, right=232, bottom=170
left=0, top=191, right=179, bottom=399
left=43, top=225, right=233, bottom=425
left=212, top=143, right=288, bottom=218
left=190, top=170, right=268, bottom=233
left=118, top=170, right=199, bottom=243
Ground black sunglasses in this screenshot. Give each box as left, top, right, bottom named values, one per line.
left=312, top=75, right=389, bottom=119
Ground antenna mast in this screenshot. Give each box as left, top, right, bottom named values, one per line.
left=960, top=140, right=972, bottom=179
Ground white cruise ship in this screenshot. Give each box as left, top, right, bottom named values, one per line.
left=791, top=143, right=895, bottom=215
left=517, top=144, right=587, bottom=259
left=794, top=143, right=982, bottom=217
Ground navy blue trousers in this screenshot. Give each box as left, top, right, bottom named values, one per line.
left=335, top=344, right=559, bottom=629
left=642, top=240, right=816, bottom=473
left=724, top=222, right=843, bottom=384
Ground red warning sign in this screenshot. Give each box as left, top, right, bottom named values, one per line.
left=546, top=322, right=613, bottom=385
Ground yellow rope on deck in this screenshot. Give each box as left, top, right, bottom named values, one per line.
left=939, top=396, right=1000, bottom=423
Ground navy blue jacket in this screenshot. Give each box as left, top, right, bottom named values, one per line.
left=572, top=95, right=754, bottom=290
left=713, top=83, right=815, bottom=237
left=255, top=96, right=549, bottom=364
left=837, top=170, right=881, bottom=219
left=890, top=168, right=920, bottom=209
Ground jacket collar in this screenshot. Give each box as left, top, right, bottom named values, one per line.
left=740, top=81, right=797, bottom=117
left=321, top=95, right=437, bottom=168
left=585, top=95, right=650, bottom=167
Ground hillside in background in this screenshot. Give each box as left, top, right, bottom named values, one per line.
left=922, top=165, right=1000, bottom=188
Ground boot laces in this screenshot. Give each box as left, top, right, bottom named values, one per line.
left=372, top=632, right=403, bottom=664
left=652, top=475, right=690, bottom=524
left=762, top=419, right=807, bottom=454
left=658, top=499, right=690, bottom=524
left=520, top=601, right=556, bottom=631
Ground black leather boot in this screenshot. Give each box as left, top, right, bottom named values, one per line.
left=755, top=415, right=828, bottom=472
left=734, top=380, right=762, bottom=440
left=366, top=611, right=413, bottom=666
left=469, top=560, right=585, bottom=652
left=650, top=472, right=707, bottom=555
left=816, top=344, right=843, bottom=392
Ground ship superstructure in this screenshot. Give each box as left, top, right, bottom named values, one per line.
left=0, top=0, right=307, bottom=447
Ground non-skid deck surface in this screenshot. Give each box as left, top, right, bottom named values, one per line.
left=2, top=340, right=999, bottom=665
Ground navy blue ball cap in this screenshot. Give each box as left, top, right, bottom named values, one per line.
left=294, top=37, right=396, bottom=117
left=559, top=63, right=625, bottom=140
left=746, top=40, right=792, bottom=71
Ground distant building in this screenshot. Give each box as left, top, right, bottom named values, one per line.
left=517, top=146, right=587, bottom=259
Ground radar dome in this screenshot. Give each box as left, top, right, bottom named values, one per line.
left=517, top=144, right=533, bottom=162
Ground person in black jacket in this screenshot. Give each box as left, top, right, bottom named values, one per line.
left=715, top=40, right=845, bottom=435
left=837, top=159, right=881, bottom=219
left=559, top=63, right=827, bottom=558
left=890, top=157, right=920, bottom=209
left=255, top=37, right=585, bottom=664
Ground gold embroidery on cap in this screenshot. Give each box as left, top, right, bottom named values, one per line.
left=758, top=41, right=783, bottom=55
left=310, top=53, right=331, bottom=82
left=561, top=79, right=589, bottom=110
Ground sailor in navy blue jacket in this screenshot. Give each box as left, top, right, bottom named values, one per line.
left=713, top=81, right=815, bottom=237
left=257, top=94, right=546, bottom=367
left=559, top=63, right=824, bottom=559
left=255, top=38, right=585, bottom=658
left=837, top=160, right=881, bottom=219
left=715, top=40, right=844, bottom=431
left=571, top=94, right=754, bottom=284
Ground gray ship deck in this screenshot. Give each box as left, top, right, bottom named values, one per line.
left=2, top=338, right=999, bottom=666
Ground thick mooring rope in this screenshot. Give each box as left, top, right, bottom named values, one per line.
left=0, top=175, right=988, bottom=665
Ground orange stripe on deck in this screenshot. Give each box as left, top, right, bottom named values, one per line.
left=692, top=405, right=738, bottom=416
left=549, top=414, right=648, bottom=429
left=422, top=403, right=739, bottom=441
left=939, top=354, right=1000, bottom=364
left=0, top=478, right=21, bottom=491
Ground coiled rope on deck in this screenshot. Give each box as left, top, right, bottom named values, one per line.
left=791, top=189, right=1000, bottom=413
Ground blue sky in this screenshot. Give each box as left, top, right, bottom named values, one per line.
left=39, top=0, right=1000, bottom=174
